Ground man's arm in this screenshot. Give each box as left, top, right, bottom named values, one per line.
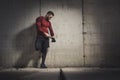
left=49, top=22, right=56, bottom=42
left=49, top=22, right=54, bottom=37
left=44, top=32, right=52, bottom=38
left=36, top=17, right=42, bottom=28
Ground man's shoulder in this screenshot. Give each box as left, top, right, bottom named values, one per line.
left=40, top=16, right=45, bottom=18
left=36, top=16, right=45, bottom=21
left=38, top=16, right=45, bottom=19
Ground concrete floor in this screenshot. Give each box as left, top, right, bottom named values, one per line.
left=0, top=68, right=120, bottom=80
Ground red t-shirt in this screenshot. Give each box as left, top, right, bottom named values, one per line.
left=36, top=16, right=54, bottom=37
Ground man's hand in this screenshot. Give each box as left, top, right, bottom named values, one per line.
left=51, top=38, right=56, bottom=42
left=44, top=32, right=51, bottom=38
left=44, top=32, right=56, bottom=42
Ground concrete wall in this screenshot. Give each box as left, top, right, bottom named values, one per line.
left=41, top=0, right=83, bottom=67
left=0, top=0, right=120, bottom=68
left=84, top=0, right=120, bottom=67
left=0, top=0, right=40, bottom=68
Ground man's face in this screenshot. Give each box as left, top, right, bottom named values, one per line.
left=46, top=14, right=53, bottom=21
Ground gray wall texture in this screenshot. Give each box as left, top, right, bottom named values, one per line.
left=0, top=0, right=120, bottom=68
left=84, top=0, right=120, bottom=67
left=0, top=0, right=40, bottom=68
left=41, top=0, right=83, bottom=67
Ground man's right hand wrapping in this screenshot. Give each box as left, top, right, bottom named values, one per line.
left=51, top=38, right=56, bottom=42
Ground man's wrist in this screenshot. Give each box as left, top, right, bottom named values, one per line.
left=50, top=36, right=54, bottom=38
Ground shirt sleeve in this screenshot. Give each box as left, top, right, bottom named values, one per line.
left=36, top=16, right=44, bottom=33
left=49, top=22, right=54, bottom=36
left=36, top=17, right=41, bottom=27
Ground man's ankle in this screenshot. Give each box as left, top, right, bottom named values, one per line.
left=40, top=64, right=47, bottom=68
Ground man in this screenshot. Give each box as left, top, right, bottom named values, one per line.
left=35, top=11, right=56, bottom=68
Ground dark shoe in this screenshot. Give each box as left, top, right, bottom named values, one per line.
left=40, top=64, right=47, bottom=68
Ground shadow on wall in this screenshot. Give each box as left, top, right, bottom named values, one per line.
left=92, top=1, right=120, bottom=67
left=13, top=24, right=41, bottom=68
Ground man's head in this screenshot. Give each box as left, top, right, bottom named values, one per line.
left=45, top=11, right=54, bottom=21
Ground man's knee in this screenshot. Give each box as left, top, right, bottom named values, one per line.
left=35, top=39, right=42, bottom=51
left=41, top=48, right=48, bottom=54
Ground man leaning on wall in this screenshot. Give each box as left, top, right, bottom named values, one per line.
left=35, top=11, right=56, bottom=68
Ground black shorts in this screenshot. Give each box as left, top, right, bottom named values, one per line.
left=35, top=36, right=49, bottom=52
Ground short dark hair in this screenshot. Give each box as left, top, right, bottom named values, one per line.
left=47, top=11, right=54, bottom=16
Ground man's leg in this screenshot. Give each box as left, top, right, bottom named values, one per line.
left=35, top=36, right=43, bottom=68
left=41, top=47, right=48, bottom=68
